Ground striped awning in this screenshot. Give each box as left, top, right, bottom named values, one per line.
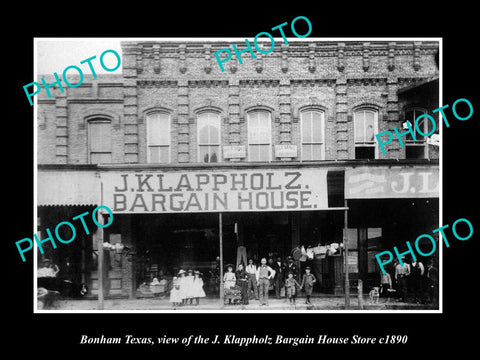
left=37, top=170, right=101, bottom=206
left=345, top=166, right=439, bottom=199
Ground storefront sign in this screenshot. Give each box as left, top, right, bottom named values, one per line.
left=223, top=146, right=246, bottom=159
left=345, top=166, right=439, bottom=199
left=274, top=145, right=297, bottom=158
left=102, top=168, right=328, bottom=213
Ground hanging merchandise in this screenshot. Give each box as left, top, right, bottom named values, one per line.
left=292, top=246, right=302, bottom=261
left=300, top=245, right=307, bottom=256
left=313, top=245, right=328, bottom=259
left=299, top=245, right=307, bottom=262
left=306, top=247, right=314, bottom=260
left=327, top=243, right=340, bottom=255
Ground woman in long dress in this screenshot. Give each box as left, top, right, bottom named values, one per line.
left=223, top=264, right=236, bottom=289
left=169, top=276, right=182, bottom=307
left=177, top=269, right=188, bottom=305
left=190, top=270, right=206, bottom=305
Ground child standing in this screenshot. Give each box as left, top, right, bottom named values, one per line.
left=169, top=276, right=182, bottom=307
left=285, top=272, right=301, bottom=305
left=190, top=270, right=206, bottom=305
left=300, top=266, right=316, bottom=305
left=184, top=269, right=195, bottom=305
left=177, top=269, right=187, bottom=305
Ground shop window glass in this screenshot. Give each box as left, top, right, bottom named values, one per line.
left=89, top=120, right=112, bottom=164
left=247, top=110, right=271, bottom=161
left=354, top=109, right=378, bottom=159
left=405, top=108, right=429, bottom=159
left=301, top=110, right=325, bottom=160
left=147, top=112, right=170, bottom=163
left=198, top=112, right=221, bottom=163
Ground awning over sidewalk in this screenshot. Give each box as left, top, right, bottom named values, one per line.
left=345, top=166, right=439, bottom=199
left=37, top=170, right=101, bottom=206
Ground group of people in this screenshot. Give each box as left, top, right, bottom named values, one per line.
left=169, top=269, right=206, bottom=307
left=223, top=256, right=317, bottom=306
left=379, top=257, right=439, bottom=304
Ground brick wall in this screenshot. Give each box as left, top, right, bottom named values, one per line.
left=37, top=40, right=440, bottom=165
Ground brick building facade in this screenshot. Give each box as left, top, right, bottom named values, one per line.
left=37, top=40, right=440, bottom=304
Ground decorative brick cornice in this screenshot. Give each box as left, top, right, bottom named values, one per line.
left=137, top=80, right=178, bottom=87
left=346, top=78, right=387, bottom=86
left=239, top=79, right=280, bottom=87
left=188, top=80, right=229, bottom=88
left=290, top=79, right=335, bottom=87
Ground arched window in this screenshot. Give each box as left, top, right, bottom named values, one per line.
left=404, top=108, right=430, bottom=159
left=146, top=112, right=171, bottom=163
left=354, top=109, right=378, bottom=159
left=197, top=111, right=221, bottom=163
left=247, top=110, right=272, bottom=162
left=88, top=119, right=112, bottom=164
left=301, top=110, right=325, bottom=161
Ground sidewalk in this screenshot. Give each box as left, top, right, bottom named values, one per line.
left=43, top=295, right=438, bottom=311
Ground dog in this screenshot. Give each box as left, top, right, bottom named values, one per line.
left=369, top=287, right=380, bottom=304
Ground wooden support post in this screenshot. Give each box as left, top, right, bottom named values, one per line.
left=219, top=213, right=224, bottom=303
left=344, top=199, right=350, bottom=309
left=96, top=209, right=105, bottom=310
left=357, top=279, right=364, bottom=310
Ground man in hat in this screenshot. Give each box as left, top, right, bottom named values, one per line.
left=255, top=258, right=275, bottom=306
left=285, top=256, right=299, bottom=282
left=394, top=257, right=410, bottom=302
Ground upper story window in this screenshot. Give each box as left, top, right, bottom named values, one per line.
left=197, top=111, right=221, bottom=163
left=404, top=108, right=430, bottom=159
left=247, top=110, right=272, bottom=162
left=88, top=119, right=112, bottom=164
left=354, top=109, right=378, bottom=159
left=301, top=110, right=325, bottom=161
left=146, top=112, right=170, bottom=163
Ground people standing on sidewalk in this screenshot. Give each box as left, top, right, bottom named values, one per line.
left=285, top=256, right=299, bottom=282
left=235, top=263, right=249, bottom=305
left=300, top=266, right=316, bottom=305
left=379, top=270, right=393, bottom=298
left=272, top=256, right=286, bottom=299
left=245, top=258, right=259, bottom=300
left=394, top=257, right=410, bottom=302
left=177, top=269, right=188, bottom=305
left=169, top=276, right=182, bottom=307
left=410, top=259, right=425, bottom=304
left=256, top=258, right=276, bottom=306
left=184, top=269, right=195, bottom=305
left=285, top=272, right=301, bottom=306
left=190, top=270, right=206, bottom=305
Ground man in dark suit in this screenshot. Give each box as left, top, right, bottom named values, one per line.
left=285, top=256, right=299, bottom=283
left=272, top=256, right=286, bottom=299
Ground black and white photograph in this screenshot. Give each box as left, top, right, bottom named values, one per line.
left=5, top=6, right=479, bottom=356
left=33, top=38, right=441, bottom=312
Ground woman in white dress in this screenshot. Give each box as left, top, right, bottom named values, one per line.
left=177, top=269, right=188, bottom=305
left=169, top=276, right=182, bottom=307
left=190, top=270, right=206, bottom=305
left=183, top=269, right=195, bottom=305
left=223, top=264, right=236, bottom=289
